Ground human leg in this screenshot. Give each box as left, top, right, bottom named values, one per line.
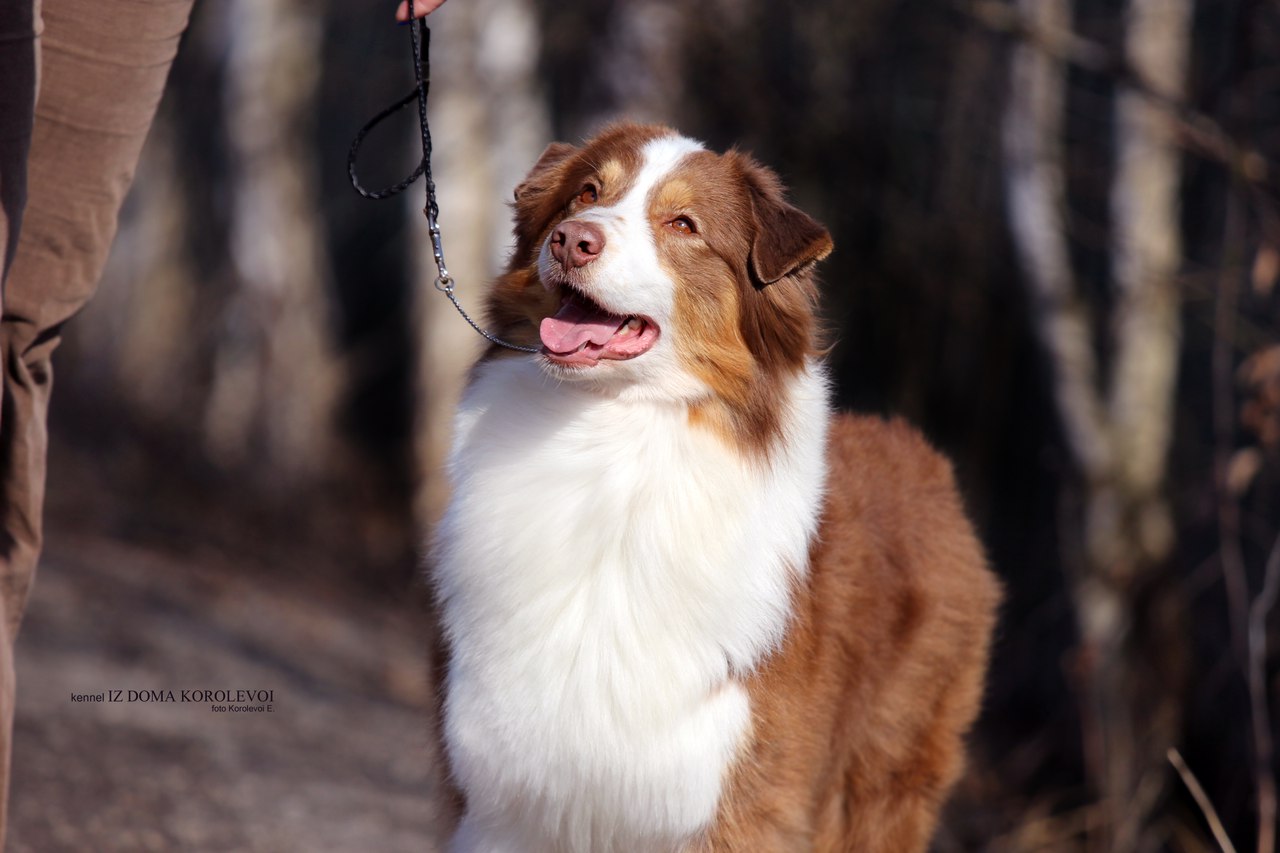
left=0, top=0, right=38, bottom=282
left=0, top=0, right=40, bottom=841
left=0, top=0, right=193, bottom=839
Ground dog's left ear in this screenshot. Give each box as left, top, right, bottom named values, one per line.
left=743, top=161, right=833, bottom=287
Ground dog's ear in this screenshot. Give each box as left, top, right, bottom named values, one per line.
left=742, top=161, right=833, bottom=287
left=511, top=142, right=579, bottom=265
left=514, top=142, right=578, bottom=202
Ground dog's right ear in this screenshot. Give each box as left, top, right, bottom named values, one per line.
left=514, top=142, right=578, bottom=203
left=511, top=142, right=578, bottom=265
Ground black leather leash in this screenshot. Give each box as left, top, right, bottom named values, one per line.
left=348, top=17, right=540, bottom=354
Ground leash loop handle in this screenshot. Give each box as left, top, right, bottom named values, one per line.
left=348, top=17, right=540, bottom=354
left=347, top=89, right=425, bottom=200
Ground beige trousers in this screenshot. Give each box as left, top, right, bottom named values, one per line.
left=0, top=0, right=193, bottom=840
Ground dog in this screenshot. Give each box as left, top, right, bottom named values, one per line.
left=430, top=122, right=1000, bottom=852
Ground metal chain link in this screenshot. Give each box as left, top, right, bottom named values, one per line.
left=348, top=17, right=540, bottom=354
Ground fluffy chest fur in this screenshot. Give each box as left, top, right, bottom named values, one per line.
left=434, top=358, right=829, bottom=852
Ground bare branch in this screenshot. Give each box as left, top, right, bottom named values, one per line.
left=962, top=0, right=1275, bottom=190
left=1168, top=748, right=1239, bottom=853
left=1248, top=534, right=1280, bottom=853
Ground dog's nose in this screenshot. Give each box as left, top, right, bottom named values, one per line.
left=550, top=221, right=605, bottom=270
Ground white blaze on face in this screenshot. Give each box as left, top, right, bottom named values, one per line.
left=536, top=133, right=712, bottom=403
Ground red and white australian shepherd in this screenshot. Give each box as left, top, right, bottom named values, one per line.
left=431, top=123, right=1000, bottom=852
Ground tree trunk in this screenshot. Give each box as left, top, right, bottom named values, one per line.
left=1003, top=0, right=1190, bottom=846
left=1104, top=3, right=1190, bottom=846
left=205, top=0, right=341, bottom=488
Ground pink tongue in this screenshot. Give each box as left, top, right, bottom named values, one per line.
left=540, top=298, right=624, bottom=354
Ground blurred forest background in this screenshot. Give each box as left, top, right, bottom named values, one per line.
left=22, top=0, right=1280, bottom=849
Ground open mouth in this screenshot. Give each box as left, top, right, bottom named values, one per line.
left=539, top=288, right=660, bottom=368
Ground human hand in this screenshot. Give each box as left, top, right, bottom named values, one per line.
left=395, top=0, right=448, bottom=22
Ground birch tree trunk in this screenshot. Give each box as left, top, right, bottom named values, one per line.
left=1104, top=6, right=1190, bottom=846
left=205, top=0, right=340, bottom=488
left=1003, top=0, right=1110, bottom=482
left=1003, top=0, right=1190, bottom=846
left=1105, top=0, right=1188, bottom=579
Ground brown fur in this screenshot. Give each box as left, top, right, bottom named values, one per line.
left=659, top=149, right=826, bottom=452
left=440, top=123, right=1000, bottom=850
left=698, top=417, right=999, bottom=851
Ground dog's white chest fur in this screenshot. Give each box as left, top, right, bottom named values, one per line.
left=434, top=358, right=829, bottom=852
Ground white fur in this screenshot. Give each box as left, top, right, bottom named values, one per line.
left=434, top=135, right=832, bottom=852
left=436, top=360, right=829, bottom=852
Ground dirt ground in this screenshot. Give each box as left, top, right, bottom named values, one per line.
left=9, top=495, right=449, bottom=851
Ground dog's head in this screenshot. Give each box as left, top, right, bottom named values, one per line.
left=484, top=123, right=831, bottom=443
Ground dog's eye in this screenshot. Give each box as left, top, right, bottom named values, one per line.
left=669, top=216, right=697, bottom=235
left=577, top=184, right=598, bottom=205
